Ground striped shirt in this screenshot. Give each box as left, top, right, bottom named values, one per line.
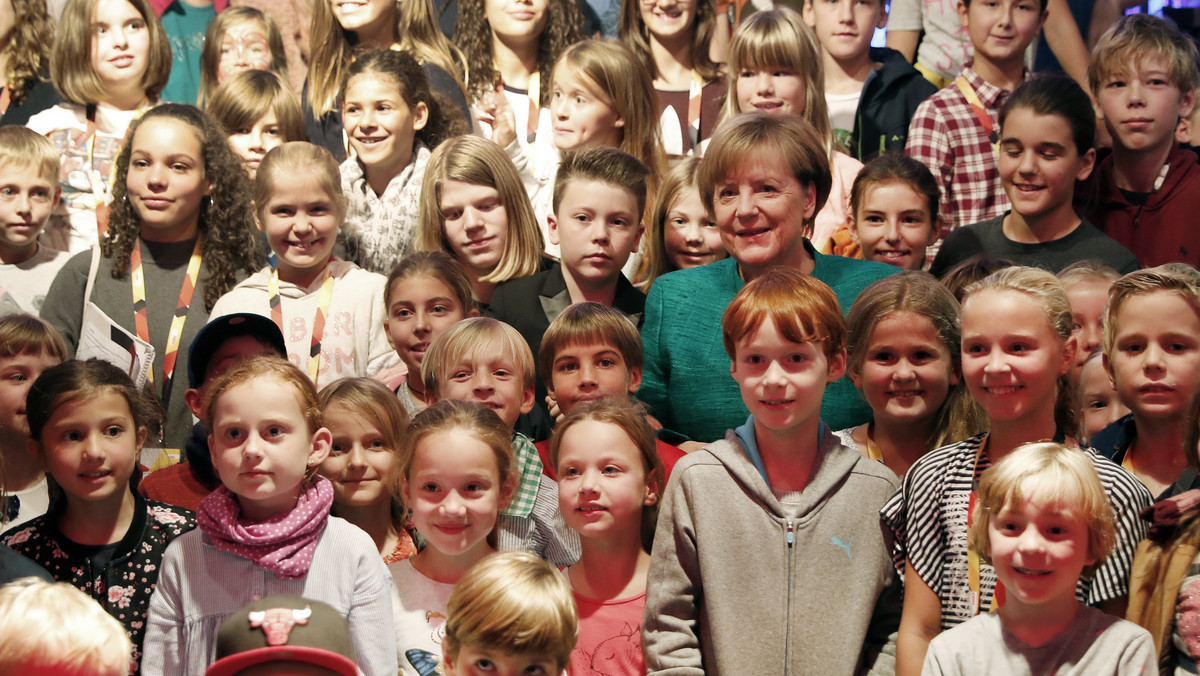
left=880, top=434, right=1152, bottom=629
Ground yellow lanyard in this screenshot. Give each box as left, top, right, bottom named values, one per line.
left=954, top=76, right=999, bottom=147
left=130, top=237, right=203, bottom=400
left=268, top=265, right=335, bottom=381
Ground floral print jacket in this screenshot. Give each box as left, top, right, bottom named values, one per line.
left=0, top=495, right=195, bottom=674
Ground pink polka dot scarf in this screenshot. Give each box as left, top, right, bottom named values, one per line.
left=198, top=476, right=334, bottom=580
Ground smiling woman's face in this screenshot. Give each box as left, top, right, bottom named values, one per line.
left=712, top=152, right=815, bottom=275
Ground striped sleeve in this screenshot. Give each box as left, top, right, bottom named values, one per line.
left=1086, top=450, right=1153, bottom=604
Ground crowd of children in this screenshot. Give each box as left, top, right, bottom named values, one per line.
left=5, top=1, right=1200, bottom=674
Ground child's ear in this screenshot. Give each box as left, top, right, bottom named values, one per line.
left=440, top=637, right=457, bottom=676
left=627, top=366, right=643, bottom=394
left=135, top=426, right=149, bottom=452
left=949, top=361, right=962, bottom=387
left=1059, top=334, right=1078, bottom=377
left=846, top=365, right=863, bottom=390
left=1076, top=147, right=1097, bottom=183
left=956, top=1, right=969, bottom=30
left=927, top=217, right=944, bottom=247
left=1181, top=88, right=1197, bottom=121
left=846, top=214, right=860, bottom=243
left=632, top=222, right=646, bottom=252
left=1102, top=351, right=1116, bottom=389
left=184, top=387, right=204, bottom=420
left=499, top=473, right=517, bottom=510
left=801, top=0, right=815, bottom=26
left=412, top=101, right=430, bottom=131
left=252, top=202, right=266, bottom=233
left=308, top=427, right=333, bottom=467
left=547, top=213, right=560, bottom=246
left=519, top=385, right=535, bottom=415
left=826, top=349, right=848, bottom=383
left=467, top=306, right=481, bottom=318
left=51, top=186, right=62, bottom=208
left=875, top=3, right=888, bottom=29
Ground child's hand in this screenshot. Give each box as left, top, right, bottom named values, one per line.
left=476, top=84, right=517, bottom=149
left=545, top=394, right=564, bottom=424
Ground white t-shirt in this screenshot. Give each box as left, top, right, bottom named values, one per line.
left=826, top=90, right=863, bottom=151
left=0, top=245, right=71, bottom=315
left=389, top=558, right=454, bottom=676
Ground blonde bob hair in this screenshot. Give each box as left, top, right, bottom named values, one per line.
left=720, top=7, right=833, bottom=156
left=0, top=578, right=133, bottom=676
left=698, top=112, right=831, bottom=238
left=442, top=551, right=577, bottom=672
left=52, top=0, right=172, bottom=104
left=417, top=135, right=546, bottom=284
left=968, top=441, right=1116, bottom=576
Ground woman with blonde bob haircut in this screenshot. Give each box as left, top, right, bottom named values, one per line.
left=417, top=135, right=548, bottom=304
left=639, top=111, right=895, bottom=444
left=441, top=551, right=578, bottom=675
left=719, top=7, right=863, bottom=252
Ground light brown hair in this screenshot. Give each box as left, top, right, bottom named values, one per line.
left=196, top=7, right=288, bottom=107
left=205, top=69, right=305, bottom=146
left=52, top=0, right=172, bottom=104
left=538, top=302, right=643, bottom=392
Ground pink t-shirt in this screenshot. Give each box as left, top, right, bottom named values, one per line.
left=564, top=572, right=646, bottom=676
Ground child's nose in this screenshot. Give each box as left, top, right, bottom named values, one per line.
left=883, top=219, right=902, bottom=243
left=755, top=73, right=774, bottom=94
left=681, top=222, right=704, bottom=245
left=442, top=490, right=467, bottom=515
left=836, top=0, right=854, bottom=22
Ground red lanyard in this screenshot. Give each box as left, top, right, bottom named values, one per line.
left=130, top=237, right=203, bottom=399
left=268, top=265, right=335, bottom=381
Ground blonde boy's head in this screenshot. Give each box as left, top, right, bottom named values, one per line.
left=0, top=577, right=133, bottom=676
left=0, top=127, right=60, bottom=187
left=967, top=442, right=1116, bottom=576
left=1088, top=14, right=1200, bottom=98
left=1103, top=264, right=1200, bottom=362
left=722, top=267, right=846, bottom=362
left=441, top=551, right=577, bottom=674
left=421, top=318, right=536, bottom=427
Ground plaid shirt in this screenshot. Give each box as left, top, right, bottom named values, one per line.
left=906, top=65, right=1028, bottom=250
left=506, top=432, right=543, bottom=518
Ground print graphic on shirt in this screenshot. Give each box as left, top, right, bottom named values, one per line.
left=284, top=311, right=357, bottom=379
left=46, top=129, right=120, bottom=216
left=831, top=536, right=855, bottom=559
left=585, top=622, right=642, bottom=675
left=405, top=648, right=441, bottom=676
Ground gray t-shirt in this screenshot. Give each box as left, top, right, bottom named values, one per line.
left=923, top=605, right=1156, bottom=675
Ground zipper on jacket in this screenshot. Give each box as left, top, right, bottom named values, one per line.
left=784, top=518, right=795, bottom=671
left=786, top=520, right=795, bottom=547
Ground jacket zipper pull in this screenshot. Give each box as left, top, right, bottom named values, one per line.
left=786, top=520, right=794, bottom=547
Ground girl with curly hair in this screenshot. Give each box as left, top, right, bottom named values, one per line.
left=0, top=0, right=56, bottom=124
left=337, top=49, right=465, bottom=274
left=41, top=104, right=263, bottom=452
left=618, top=0, right=726, bottom=156
left=305, top=0, right=468, bottom=160
left=463, top=0, right=583, bottom=155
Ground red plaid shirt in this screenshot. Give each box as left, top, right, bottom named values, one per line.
left=906, top=65, right=1028, bottom=251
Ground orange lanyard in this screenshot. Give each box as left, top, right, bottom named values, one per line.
left=130, top=237, right=203, bottom=400
left=268, top=264, right=335, bottom=381
left=966, top=434, right=1003, bottom=615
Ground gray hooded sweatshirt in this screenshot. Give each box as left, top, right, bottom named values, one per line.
left=643, top=421, right=902, bottom=675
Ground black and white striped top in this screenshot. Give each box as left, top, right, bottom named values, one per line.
left=880, top=433, right=1152, bottom=629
